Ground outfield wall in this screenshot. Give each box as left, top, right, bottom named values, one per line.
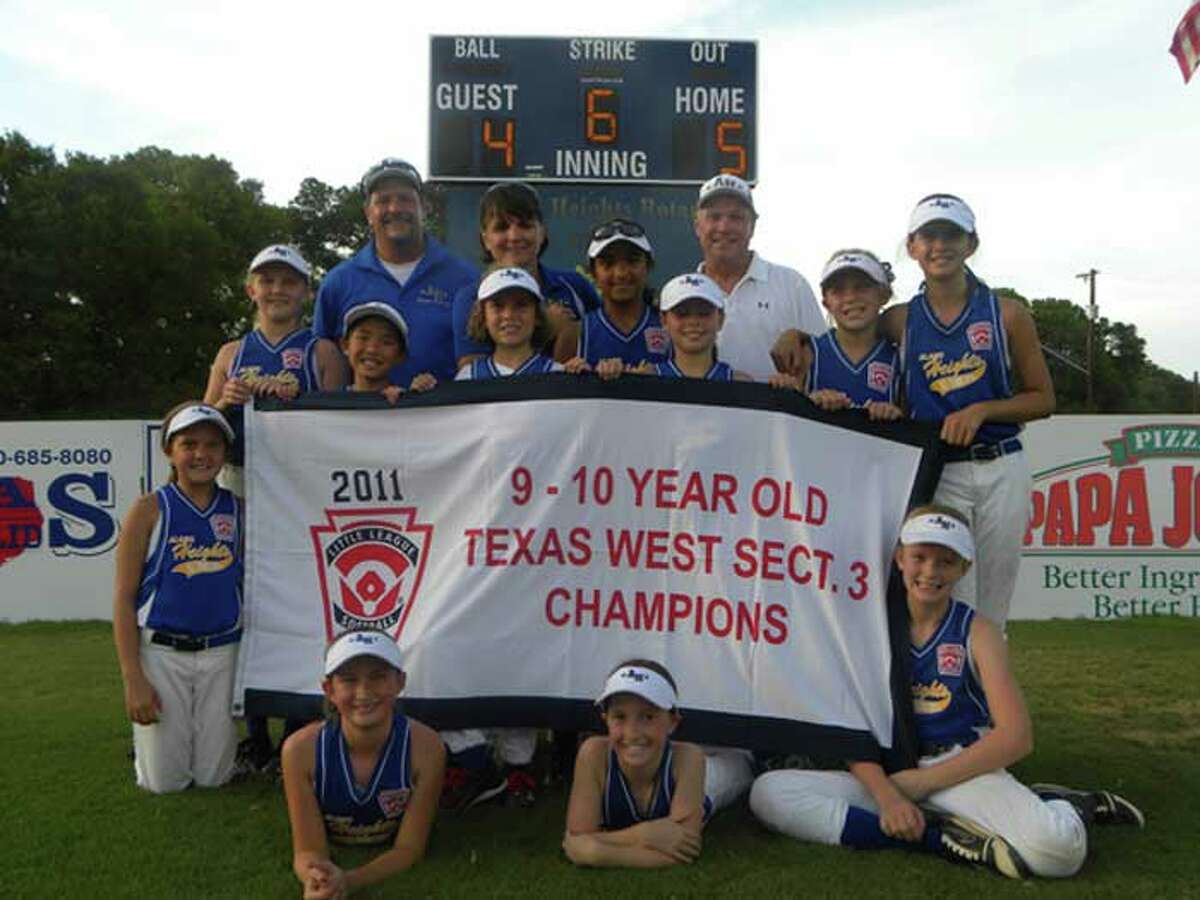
left=2, top=414, right=1197, bottom=623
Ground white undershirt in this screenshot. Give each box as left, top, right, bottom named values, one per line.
left=381, top=258, right=419, bottom=287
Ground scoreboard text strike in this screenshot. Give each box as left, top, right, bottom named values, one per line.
left=429, top=36, right=757, bottom=184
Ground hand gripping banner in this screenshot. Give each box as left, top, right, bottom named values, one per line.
left=236, top=377, right=941, bottom=768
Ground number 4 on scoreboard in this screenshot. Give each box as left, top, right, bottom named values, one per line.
left=482, top=118, right=515, bottom=169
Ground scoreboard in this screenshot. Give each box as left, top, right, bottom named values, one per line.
left=429, top=36, right=757, bottom=184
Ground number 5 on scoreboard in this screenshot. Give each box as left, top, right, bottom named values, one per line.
left=717, top=120, right=746, bottom=177
left=482, top=118, right=515, bottom=168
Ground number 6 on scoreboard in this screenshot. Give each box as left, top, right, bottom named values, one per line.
left=586, top=88, right=618, bottom=144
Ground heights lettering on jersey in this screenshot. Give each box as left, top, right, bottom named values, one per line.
left=168, top=536, right=234, bottom=578
left=233, top=365, right=301, bottom=392
left=918, top=350, right=987, bottom=396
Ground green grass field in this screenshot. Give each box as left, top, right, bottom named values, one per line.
left=4, top=618, right=1198, bottom=898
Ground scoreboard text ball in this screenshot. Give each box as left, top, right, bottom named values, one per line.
left=429, top=36, right=757, bottom=184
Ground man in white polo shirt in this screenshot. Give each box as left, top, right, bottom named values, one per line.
left=693, top=174, right=826, bottom=380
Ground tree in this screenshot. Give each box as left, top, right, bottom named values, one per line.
left=0, top=132, right=288, bottom=418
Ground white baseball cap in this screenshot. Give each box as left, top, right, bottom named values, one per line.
left=820, top=251, right=892, bottom=288
left=908, top=195, right=976, bottom=235
left=899, top=512, right=975, bottom=563
left=342, top=301, right=410, bottom=344
left=324, top=630, right=404, bottom=676
left=164, top=403, right=234, bottom=445
left=478, top=266, right=544, bottom=302
left=659, top=273, right=725, bottom=313
left=698, top=173, right=755, bottom=212
left=596, top=664, right=677, bottom=710
left=587, top=220, right=655, bottom=261
left=249, top=244, right=312, bottom=282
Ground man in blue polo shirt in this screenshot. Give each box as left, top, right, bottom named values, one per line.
left=313, top=158, right=478, bottom=383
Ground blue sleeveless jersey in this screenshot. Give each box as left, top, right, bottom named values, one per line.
left=903, top=272, right=1018, bottom=445
left=653, top=358, right=735, bottom=381
left=579, top=306, right=671, bottom=367
left=601, top=742, right=713, bottom=830
left=911, top=599, right=991, bottom=752
left=468, top=352, right=558, bottom=379
left=808, top=332, right=899, bottom=406
left=136, top=485, right=241, bottom=636
left=315, top=711, right=413, bottom=846
left=226, top=328, right=320, bottom=464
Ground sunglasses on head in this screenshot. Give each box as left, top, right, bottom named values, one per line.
left=915, top=222, right=967, bottom=242
left=591, top=220, right=646, bottom=241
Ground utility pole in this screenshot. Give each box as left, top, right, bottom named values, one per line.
left=1076, top=269, right=1099, bottom=410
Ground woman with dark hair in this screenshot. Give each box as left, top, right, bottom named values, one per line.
left=451, top=181, right=599, bottom=367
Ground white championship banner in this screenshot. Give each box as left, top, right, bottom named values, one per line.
left=237, top=379, right=938, bottom=759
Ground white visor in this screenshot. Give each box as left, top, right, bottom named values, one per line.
left=587, top=231, right=654, bottom=261
left=165, top=403, right=234, bottom=444
left=342, top=301, right=410, bottom=344
left=659, top=273, right=725, bottom=313
left=908, top=195, right=976, bottom=235
left=249, top=244, right=312, bottom=281
left=478, top=266, right=544, bottom=302
left=596, top=665, right=677, bottom=710
left=324, top=630, right=404, bottom=676
left=899, top=513, right=975, bottom=563
left=820, top=252, right=890, bottom=288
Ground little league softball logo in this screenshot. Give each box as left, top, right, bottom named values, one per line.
left=310, top=507, right=433, bottom=640
left=867, top=361, right=893, bottom=393
left=966, top=321, right=993, bottom=351
left=281, top=348, right=304, bottom=369
left=643, top=327, right=669, bottom=355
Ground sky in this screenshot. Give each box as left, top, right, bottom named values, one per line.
left=3, top=0, right=1197, bottom=379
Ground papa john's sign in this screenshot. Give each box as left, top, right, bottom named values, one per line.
left=1014, top=417, right=1200, bottom=620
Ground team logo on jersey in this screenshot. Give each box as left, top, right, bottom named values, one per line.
left=937, top=643, right=966, bottom=677
left=912, top=679, right=951, bottom=715
left=378, top=787, right=411, bottom=818
left=168, top=536, right=234, bottom=577
left=919, top=351, right=986, bottom=396
left=867, top=361, right=893, bottom=393
left=643, top=327, right=669, bottom=355
left=966, top=321, right=993, bottom=352
left=209, top=513, right=236, bottom=542
left=0, top=476, right=44, bottom=567
left=281, top=348, right=304, bottom=369
left=310, top=507, right=433, bottom=640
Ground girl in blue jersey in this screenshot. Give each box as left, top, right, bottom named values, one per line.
left=557, top=219, right=670, bottom=373
left=750, top=505, right=1142, bottom=880
left=642, top=273, right=745, bottom=382
left=282, top=630, right=445, bottom=898
left=891, top=195, right=1054, bottom=627
left=342, top=302, right=438, bottom=402
left=204, top=245, right=344, bottom=491
left=456, top=267, right=567, bottom=380
left=111, top=402, right=243, bottom=793
left=564, top=660, right=711, bottom=868
left=205, top=245, right=344, bottom=771
left=452, top=181, right=599, bottom=367
left=806, top=249, right=903, bottom=421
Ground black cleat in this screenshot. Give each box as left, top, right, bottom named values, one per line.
left=934, top=813, right=1031, bottom=880
left=1030, top=783, right=1145, bottom=828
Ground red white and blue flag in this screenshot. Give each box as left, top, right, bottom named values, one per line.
left=1170, top=2, right=1200, bottom=83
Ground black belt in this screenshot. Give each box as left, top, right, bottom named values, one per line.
left=942, top=437, right=1022, bottom=463
left=148, top=629, right=241, bottom=652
